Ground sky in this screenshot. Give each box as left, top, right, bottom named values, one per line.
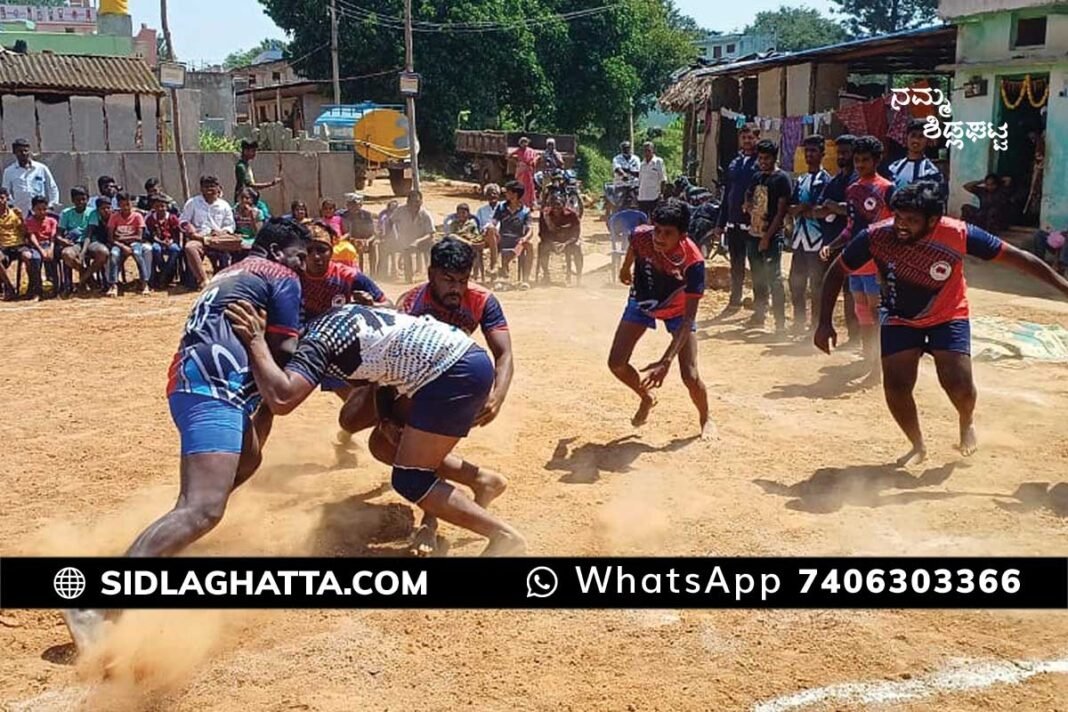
left=128, top=0, right=839, bottom=66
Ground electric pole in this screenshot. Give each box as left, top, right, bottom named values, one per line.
left=160, top=0, right=189, bottom=202
left=330, top=0, right=341, bottom=104
left=404, top=0, right=420, bottom=193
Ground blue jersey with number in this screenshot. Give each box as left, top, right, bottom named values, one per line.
left=167, top=256, right=303, bottom=413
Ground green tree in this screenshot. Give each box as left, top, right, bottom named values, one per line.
left=223, top=38, right=287, bottom=70
left=831, top=0, right=939, bottom=36
left=744, top=6, right=847, bottom=52
left=260, top=0, right=697, bottom=151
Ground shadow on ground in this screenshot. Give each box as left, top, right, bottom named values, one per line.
left=754, top=461, right=961, bottom=513
left=546, top=434, right=698, bottom=484
left=308, top=483, right=416, bottom=556
left=765, top=361, right=877, bottom=400
left=995, top=482, right=1068, bottom=518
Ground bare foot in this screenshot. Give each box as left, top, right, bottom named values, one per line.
left=408, top=523, right=439, bottom=557
left=472, top=471, right=507, bottom=508
left=699, top=419, right=718, bottom=442
left=958, top=424, right=978, bottom=457
left=631, top=394, right=657, bottom=427
left=481, top=531, right=527, bottom=557
left=895, top=444, right=928, bottom=468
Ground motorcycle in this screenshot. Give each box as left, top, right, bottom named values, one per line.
left=677, top=177, right=724, bottom=261
left=537, top=169, right=584, bottom=218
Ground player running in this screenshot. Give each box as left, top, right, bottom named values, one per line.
left=63, top=218, right=310, bottom=652
left=340, top=237, right=514, bottom=555
left=816, top=182, right=1068, bottom=465
left=610, top=199, right=712, bottom=439
left=224, top=300, right=527, bottom=556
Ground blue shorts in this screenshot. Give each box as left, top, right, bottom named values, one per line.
left=169, top=393, right=249, bottom=456
left=320, top=376, right=350, bottom=393
left=621, top=298, right=696, bottom=334
left=881, top=319, right=971, bottom=358
left=848, top=274, right=881, bottom=295
left=408, top=346, right=494, bottom=438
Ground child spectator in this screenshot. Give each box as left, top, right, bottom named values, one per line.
left=288, top=199, right=310, bottom=223
left=136, top=177, right=177, bottom=214
left=93, top=175, right=120, bottom=211
left=107, top=192, right=150, bottom=296
left=84, top=198, right=113, bottom=293
left=58, top=186, right=98, bottom=295
left=319, top=197, right=343, bottom=236
left=24, top=195, right=59, bottom=300
left=145, top=194, right=183, bottom=288
left=234, top=187, right=265, bottom=249
left=0, top=187, right=30, bottom=300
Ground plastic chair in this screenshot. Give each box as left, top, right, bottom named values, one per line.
left=608, top=209, right=648, bottom=283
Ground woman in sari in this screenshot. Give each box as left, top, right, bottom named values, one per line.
left=511, top=136, right=538, bottom=208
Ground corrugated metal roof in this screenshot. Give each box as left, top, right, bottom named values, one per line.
left=0, top=50, right=164, bottom=95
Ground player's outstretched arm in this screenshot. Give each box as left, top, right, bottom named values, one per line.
left=993, top=243, right=1068, bottom=298
left=226, top=300, right=316, bottom=415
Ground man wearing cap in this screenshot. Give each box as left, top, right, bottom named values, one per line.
left=234, top=140, right=281, bottom=203
left=339, top=192, right=379, bottom=274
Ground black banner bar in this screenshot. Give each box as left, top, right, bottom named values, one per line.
left=2, top=557, right=1065, bottom=609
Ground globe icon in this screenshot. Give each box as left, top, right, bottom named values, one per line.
left=53, top=567, right=87, bottom=600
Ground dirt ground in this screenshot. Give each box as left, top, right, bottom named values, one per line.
left=1, top=181, right=1067, bottom=712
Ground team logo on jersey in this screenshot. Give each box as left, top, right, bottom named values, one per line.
left=929, top=261, right=952, bottom=281
left=863, top=197, right=878, bottom=212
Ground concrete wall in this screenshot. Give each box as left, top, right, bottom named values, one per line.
left=37, top=99, right=73, bottom=152
left=757, top=68, right=784, bottom=146
left=2, top=95, right=37, bottom=151
left=34, top=151, right=357, bottom=215
left=188, top=72, right=236, bottom=136
left=1, top=93, right=162, bottom=152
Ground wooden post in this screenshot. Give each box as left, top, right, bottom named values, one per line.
left=160, top=0, right=189, bottom=202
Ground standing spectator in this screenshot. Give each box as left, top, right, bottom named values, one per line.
left=813, top=134, right=860, bottom=345
left=390, top=190, right=436, bottom=283
left=234, top=139, right=280, bottom=202
left=714, top=124, right=761, bottom=312
left=24, top=195, right=59, bottom=300
left=612, top=141, right=640, bottom=186
left=637, top=141, right=667, bottom=217
left=107, top=192, right=150, bottom=296
left=2, top=138, right=59, bottom=216
left=884, top=119, right=944, bottom=194
left=962, top=174, right=1013, bottom=235
left=145, top=194, right=183, bottom=288
left=743, top=139, right=792, bottom=333
left=179, top=175, right=237, bottom=290
left=492, top=180, right=534, bottom=288
left=787, top=136, right=831, bottom=333
left=536, top=138, right=566, bottom=206
left=0, top=187, right=29, bottom=300
left=58, top=186, right=98, bottom=295
left=510, top=137, right=538, bottom=208
left=92, top=175, right=120, bottom=211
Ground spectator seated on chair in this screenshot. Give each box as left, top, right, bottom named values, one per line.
left=390, top=189, right=437, bottom=283
left=339, top=192, right=378, bottom=273
left=107, top=192, right=151, bottom=296
left=136, top=177, right=179, bottom=215
left=24, top=195, right=59, bottom=300
left=476, top=183, right=503, bottom=276
left=285, top=199, right=311, bottom=224
left=444, top=203, right=487, bottom=280
left=0, top=187, right=30, bottom=300
left=319, top=197, right=344, bottom=237
left=179, top=174, right=238, bottom=290
left=80, top=198, right=114, bottom=294
left=607, top=208, right=649, bottom=283
left=537, top=194, right=583, bottom=285
left=58, top=185, right=101, bottom=295
left=234, top=187, right=265, bottom=254
left=491, top=180, right=534, bottom=288
left=145, top=194, right=183, bottom=288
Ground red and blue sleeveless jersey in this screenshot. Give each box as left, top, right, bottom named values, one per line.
left=397, top=282, right=507, bottom=337
left=629, top=225, right=705, bottom=320
left=842, top=217, right=1003, bottom=328
left=167, top=256, right=303, bottom=412
left=301, top=261, right=386, bottom=319
left=841, top=175, right=894, bottom=276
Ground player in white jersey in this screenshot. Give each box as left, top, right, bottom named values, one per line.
left=225, top=301, right=526, bottom=556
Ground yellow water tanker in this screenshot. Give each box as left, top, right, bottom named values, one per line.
left=353, top=108, right=412, bottom=164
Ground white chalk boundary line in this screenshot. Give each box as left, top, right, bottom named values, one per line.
left=753, top=655, right=1068, bottom=712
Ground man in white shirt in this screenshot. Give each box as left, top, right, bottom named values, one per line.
left=180, top=175, right=238, bottom=290
left=2, top=138, right=60, bottom=215
left=637, top=141, right=666, bottom=216
left=389, top=189, right=437, bottom=283
left=475, top=183, right=502, bottom=274
left=612, top=141, right=640, bottom=186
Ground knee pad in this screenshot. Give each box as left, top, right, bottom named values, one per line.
left=391, top=466, right=439, bottom=504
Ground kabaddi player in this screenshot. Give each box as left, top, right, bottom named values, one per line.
left=341, top=237, right=514, bottom=554
left=224, top=300, right=527, bottom=556
left=816, top=182, right=1068, bottom=465
left=64, top=218, right=311, bottom=651
left=609, top=199, right=712, bottom=439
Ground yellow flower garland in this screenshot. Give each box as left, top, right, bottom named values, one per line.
left=1001, top=74, right=1049, bottom=110
left=1027, top=76, right=1049, bottom=108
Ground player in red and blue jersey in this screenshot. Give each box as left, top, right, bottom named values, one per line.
left=816, top=182, right=1068, bottom=465
left=611, top=199, right=712, bottom=439
left=64, top=218, right=310, bottom=652
left=301, top=221, right=389, bottom=320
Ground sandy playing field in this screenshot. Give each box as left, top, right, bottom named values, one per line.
left=1, top=181, right=1067, bottom=711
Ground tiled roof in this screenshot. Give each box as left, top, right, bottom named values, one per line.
left=0, top=50, right=164, bottom=95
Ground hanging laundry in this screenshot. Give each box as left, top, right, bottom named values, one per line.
left=863, top=97, right=889, bottom=142
left=887, top=108, right=911, bottom=146
left=836, top=102, right=868, bottom=135
left=780, top=116, right=804, bottom=172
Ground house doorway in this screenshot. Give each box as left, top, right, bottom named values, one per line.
left=995, top=73, right=1048, bottom=227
